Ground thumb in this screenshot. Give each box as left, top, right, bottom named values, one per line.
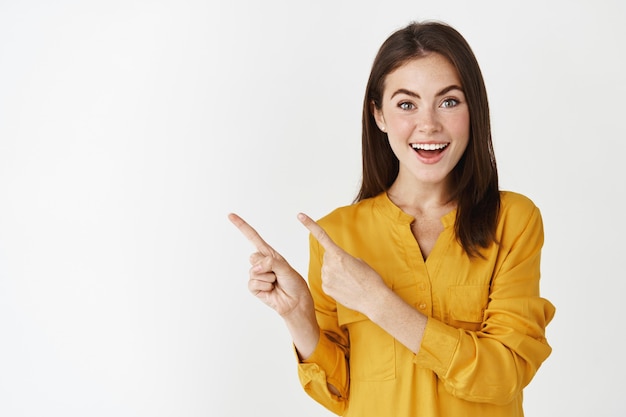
left=261, top=254, right=297, bottom=277
left=297, top=213, right=341, bottom=253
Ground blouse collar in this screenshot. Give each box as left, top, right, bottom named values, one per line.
left=373, top=192, right=456, bottom=228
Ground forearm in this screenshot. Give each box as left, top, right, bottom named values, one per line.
left=282, top=297, right=321, bottom=360
left=365, top=285, right=427, bottom=354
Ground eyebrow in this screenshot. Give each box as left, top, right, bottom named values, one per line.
left=390, top=84, right=464, bottom=99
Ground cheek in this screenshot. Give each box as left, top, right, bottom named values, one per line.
left=448, top=112, right=470, bottom=139
left=387, top=115, right=415, bottom=135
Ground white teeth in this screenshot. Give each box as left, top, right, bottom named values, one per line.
left=411, top=143, right=448, bottom=151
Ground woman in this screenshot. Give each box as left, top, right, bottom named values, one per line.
left=229, top=20, right=555, bottom=416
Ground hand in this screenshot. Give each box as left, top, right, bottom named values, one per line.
left=228, top=213, right=313, bottom=318
left=297, top=213, right=387, bottom=315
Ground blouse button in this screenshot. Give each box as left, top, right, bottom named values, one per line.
left=418, top=303, right=427, bottom=310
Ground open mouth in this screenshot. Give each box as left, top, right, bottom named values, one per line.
left=410, top=143, right=449, bottom=157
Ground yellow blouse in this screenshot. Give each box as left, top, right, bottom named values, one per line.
left=297, top=191, right=555, bottom=416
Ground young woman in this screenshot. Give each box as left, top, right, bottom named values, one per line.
left=229, top=20, right=555, bottom=416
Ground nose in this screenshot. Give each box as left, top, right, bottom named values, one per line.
left=416, top=107, right=441, bottom=134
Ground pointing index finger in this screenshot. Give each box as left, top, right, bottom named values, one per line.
left=297, top=213, right=340, bottom=252
left=228, top=213, right=276, bottom=256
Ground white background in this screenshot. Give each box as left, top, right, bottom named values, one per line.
left=1, top=0, right=625, bottom=416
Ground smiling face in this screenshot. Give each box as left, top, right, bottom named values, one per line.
left=373, top=53, right=470, bottom=192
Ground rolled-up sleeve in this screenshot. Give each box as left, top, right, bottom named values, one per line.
left=296, top=234, right=349, bottom=415
left=415, top=205, right=556, bottom=405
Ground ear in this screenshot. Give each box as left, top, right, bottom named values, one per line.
left=370, top=100, right=387, bottom=132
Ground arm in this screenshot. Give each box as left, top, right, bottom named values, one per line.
left=228, top=213, right=347, bottom=415
left=414, top=206, right=555, bottom=404
left=227, top=213, right=319, bottom=359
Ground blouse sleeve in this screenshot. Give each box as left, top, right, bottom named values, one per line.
left=414, top=204, right=556, bottom=405
left=296, top=235, right=349, bottom=415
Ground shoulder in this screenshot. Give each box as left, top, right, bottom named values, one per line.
left=499, top=191, right=539, bottom=216
left=317, top=196, right=377, bottom=228
left=313, top=195, right=387, bottom=245
left=497, top=191, right=543, bottom=240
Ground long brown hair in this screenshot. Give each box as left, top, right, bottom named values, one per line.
left=356, top=21, right=500, bottom=257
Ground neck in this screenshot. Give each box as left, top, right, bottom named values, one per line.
left=387, top=175, right=455, bottom=215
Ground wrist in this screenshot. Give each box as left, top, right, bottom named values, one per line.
left=282, top=296, right=320, bottom=360
left=362, top=281, right=395, bottom=322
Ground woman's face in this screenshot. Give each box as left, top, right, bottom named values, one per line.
left=373, top=53, right=470, bottom=189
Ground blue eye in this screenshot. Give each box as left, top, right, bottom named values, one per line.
left=399, top=102, right=415, bottom=110
left=441, top=98, right=459, bottom=108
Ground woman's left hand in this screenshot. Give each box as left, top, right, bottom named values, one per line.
left=298, top=213, right=388, bottom=315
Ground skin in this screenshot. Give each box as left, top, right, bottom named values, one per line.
left=229, top=52, right=471, bottom=395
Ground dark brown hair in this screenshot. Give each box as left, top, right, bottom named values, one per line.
left=356, top=21, right=500, bottom=257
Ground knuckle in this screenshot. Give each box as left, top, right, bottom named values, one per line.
left=248, top=279, right=258, bottom=292
left=263, top=256, right=274, bottom=269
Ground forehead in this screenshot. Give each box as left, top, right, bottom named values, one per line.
left=383, top=53, right=462, bottom=93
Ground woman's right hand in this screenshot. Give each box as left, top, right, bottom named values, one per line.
left=228, top=213, right=313, bottom=318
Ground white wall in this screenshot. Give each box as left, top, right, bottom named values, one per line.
left=1, top=0, right=624, bottom=416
